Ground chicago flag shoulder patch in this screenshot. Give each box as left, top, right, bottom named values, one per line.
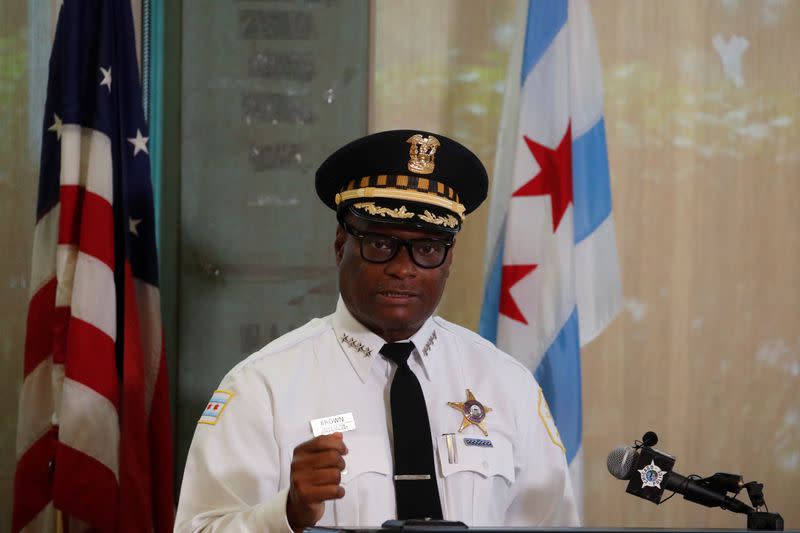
left=199, top=389, right=235, bottom=425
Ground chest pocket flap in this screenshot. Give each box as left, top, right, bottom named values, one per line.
left=341, top=434, right=392, bottom=484
left=437, top=433, right=515, bottom=484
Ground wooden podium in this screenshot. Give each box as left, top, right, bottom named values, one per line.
left=307, top=518, right=794, bottom=533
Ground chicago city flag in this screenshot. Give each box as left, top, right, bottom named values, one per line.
left=13, top=1, right=174, bottom=531
left=480, top=0, right=622, bottom=516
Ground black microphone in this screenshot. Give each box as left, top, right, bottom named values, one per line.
left=607, top=444, right=753, bottom=515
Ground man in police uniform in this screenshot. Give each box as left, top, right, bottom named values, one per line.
left=175, top=130, right=579, bottom=532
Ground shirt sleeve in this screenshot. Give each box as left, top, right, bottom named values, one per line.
left=175, top=368, right=294, bottom=533
left=503, top=374, right=580, bottom=527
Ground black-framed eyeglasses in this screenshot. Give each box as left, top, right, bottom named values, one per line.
left=342, top=221, right=454, bottom=269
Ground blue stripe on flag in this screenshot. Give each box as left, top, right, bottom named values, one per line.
left=533, top=308, right=582, bottom=462
left=479, top=233, right=505, bottom=344
left=521, top=0, right=568, bottom=83
left=572, top=118, right=612, bottom=243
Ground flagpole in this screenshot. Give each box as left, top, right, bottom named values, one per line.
left=55, top=509, right=63, bottom=533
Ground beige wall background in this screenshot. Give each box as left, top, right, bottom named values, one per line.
left=373, top=0, right=799, bottom=529
left=1, top=1, right=51, bottom=528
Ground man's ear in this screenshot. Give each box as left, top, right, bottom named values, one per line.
left=334, top=225, right=347, bottom=266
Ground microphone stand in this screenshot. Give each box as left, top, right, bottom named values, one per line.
left=695, top=473, right=783, bottom=530
left=743, top=481, right=783, bottom=531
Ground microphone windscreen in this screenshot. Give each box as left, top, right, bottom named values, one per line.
left=641, top=431, right=658, bottom=447
left=607, top=445, right=637, bottom=480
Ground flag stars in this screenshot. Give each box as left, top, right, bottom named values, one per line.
left=513, top=124, right=573, bottom=233
left=99, top=66, right=112, bottom=92
left=127, top=129, right=149, bottom=156
left=499, top=264, right=538, bottom=324
left=129, top=217, right=142, bottom=236
left=48, top=113, right=63, bottom=140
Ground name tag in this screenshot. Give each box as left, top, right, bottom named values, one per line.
left=310, top=412, right=356, bottom=436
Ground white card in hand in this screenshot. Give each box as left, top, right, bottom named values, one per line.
left=310, top=412, right=356, bottom=437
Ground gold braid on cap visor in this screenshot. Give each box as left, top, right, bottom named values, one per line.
left=335, top=187, right=466, bottom=220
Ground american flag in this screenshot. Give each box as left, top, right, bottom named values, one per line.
left=13, top=1, right=174, bottom=531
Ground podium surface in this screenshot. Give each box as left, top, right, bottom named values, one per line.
left=305, top=526, right=800, bottom=533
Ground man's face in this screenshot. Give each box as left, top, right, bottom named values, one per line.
left=335, top=215, right=454, bottom=343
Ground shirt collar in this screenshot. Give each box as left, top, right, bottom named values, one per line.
left=331, top=296, right=441, bottom=383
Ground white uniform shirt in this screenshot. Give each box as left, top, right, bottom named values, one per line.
left=175, top=298, right=579, bottom=532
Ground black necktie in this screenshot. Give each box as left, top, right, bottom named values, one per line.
left=380, top=342, right=443, bottom=520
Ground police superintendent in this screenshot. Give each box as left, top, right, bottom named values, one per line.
left=175, top=130, right=579, bottom=531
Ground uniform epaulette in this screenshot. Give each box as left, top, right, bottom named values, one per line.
left=228, top=316, right=332, bottom=375
left=432, top=316, right=533, bottom=376
left=432, top=316, right=497, bottom=349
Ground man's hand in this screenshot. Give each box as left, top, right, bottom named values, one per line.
left=286, top=433, right=348, bottom=532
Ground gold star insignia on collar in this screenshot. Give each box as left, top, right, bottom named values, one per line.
left=448, top=389, right=492, bottom=436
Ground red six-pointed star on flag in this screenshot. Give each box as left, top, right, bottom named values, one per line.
left=513, top=124, right=573, bottom=233
left=499, top=264, right=538, bottom=324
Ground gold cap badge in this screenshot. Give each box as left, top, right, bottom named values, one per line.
left=448, top=389, right=493, bottom=436
left=406, top=134, right=440, bottom=175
